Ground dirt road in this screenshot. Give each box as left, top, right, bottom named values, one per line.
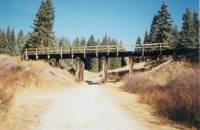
left=34, top=84, right=148, bottom=130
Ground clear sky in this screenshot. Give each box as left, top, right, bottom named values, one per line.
left=0, top=0, right=199, bottom=43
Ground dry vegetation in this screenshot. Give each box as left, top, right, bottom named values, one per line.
left=0, top=55, right=75, bottom=109
left=0, top=55, right=75, bottom=130
left=123, top=60, right=200, bottom=129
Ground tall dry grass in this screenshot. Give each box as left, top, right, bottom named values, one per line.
left=0, top=56, right=75, bottom=109
left=0, top=57, right=41, bottom=109
left=123, top=63, right=200, bottom=128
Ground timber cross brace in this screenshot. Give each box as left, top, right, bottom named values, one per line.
left=21, top=43, right=199, bottom=82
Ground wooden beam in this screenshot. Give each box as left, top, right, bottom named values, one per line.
left=84, top=46, right=86, bottom=58
left=96, top=46, right=98, bottom=57
left=80, top=61, right=85, bottom=82
left=75, top=58, right=85, bottom=82
left=25, top=49, right=28, bottom=60
left=35, top=49, right=38, bottom=60
left=102, top=57, right=108, bottom=83
left=129, top=56, right=134, bottom=75
left=60, top=47, right=63, bottom=59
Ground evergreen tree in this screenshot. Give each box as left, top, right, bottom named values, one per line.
left=102, top=33, right=109, bottom=45
left=6, top=26, right=11, bottom=44
left=59, top=37, right=69, bottom=48
left=87, top=35, right=96, bottom=46
left=180, top=8, right=195, bottom=47
left=135, top=36, right=142, bottom=52
left=72, top=37, right=80, bottom=47
left=10, top=29, right=16, bottom=54
left=110, top=39, right=121, bottom=70
left=17, top=30, right=25, bottom=52
left=80, top=37, right=86, bottom=46
left=143, top=31, right=150, bottom=44
left=136, top=36, right=142, bottom=44
left=149, top=15, right=159, bottom=43
left=157, top=1, right=173, bottom=43
left=193, top=11, right=199, bottom=46
left=0, top=31, right=8, bottom=53
left=96, top=39, right=101, bottom=45
left=27, top=0, right=55, bottom=48
left=100, top=34, right=122, bottom=70
left=171, top=25, right=180, bottom=47
left=86, top=35, right=98, bottom=72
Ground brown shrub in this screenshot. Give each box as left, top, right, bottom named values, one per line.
left=0, top=60, right=39, bottom=109
left=160, top=69, right=200, bottom=127
left=123, top=66, right=200, bottom=128
left=0, top=65, right=22, bottom=108
left=123, top=72, right=156, bottom=93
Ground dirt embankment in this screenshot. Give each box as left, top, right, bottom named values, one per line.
left=0, top=55, right=75, bottom=130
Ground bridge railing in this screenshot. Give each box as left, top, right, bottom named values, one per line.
left=24, top=43, right=171, bottom=59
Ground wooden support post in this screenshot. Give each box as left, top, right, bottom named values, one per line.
left=75, top=58, right=85, bottom=82
left=129, top=56, right=134, bottom=75
left=102, top=57, right=108, bottom=83
left=47, top=53, right=50, bottom=60
left=142, top=45, right=144, bottom=57
left=25, top=49, right=28, bottom=60
left=107, top=45, right=110, bottom=55
left=60, top=47, right=63, bottom=59
left=159, top=43, right=162, bottom=55
left=35, top=49, right=38, bottom=60
left=71, top=47, right=74, bottom=58
left=117, top=45, right=119, bottom=56
left=80, top=61, right=85, bottom=82
left=96, top=46, right=98, bottom=57
left=83, top=46, right=86, bottom=58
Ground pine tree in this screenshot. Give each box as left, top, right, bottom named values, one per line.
left=17, top=30, right=25, bottom=52
left=157, top=1, right=173, bottom=43
left=0, top=31, right=8, bottom=53
left=0, top=28, right=2, bottom=49
left=171, top=25, right=180, bottom=47
left=193, top=11, right=199, bottom=46
left=27, top=0, right=55, bottom=48
left=180, top=8, right=195, bottom=47
left=10, top=29, right=16, bottom=54
left=80, top=37, right=86, bottom=46
left=87, top=35, right=96, bottom=46
left=136, top=36, right=142, bottom=44
left=102, top=33, right=109, bottom=45
left=86, top=35, right=98, bottom=72
left=107, top=39, right=121, bottom=70
left=59, top=37, right=69, bottom=48
left=143, top=31, right=150, bottom=44
left=72, top=37, right=80, bottom=47
left=149, top=15, right=159, bottom=43
left=6, top=26, right=11, bottom=44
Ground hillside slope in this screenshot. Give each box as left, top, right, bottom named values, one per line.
left=0, top=55, right=76, bottom=130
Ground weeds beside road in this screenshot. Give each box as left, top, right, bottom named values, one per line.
left=123, top=61, right=200, bottom=129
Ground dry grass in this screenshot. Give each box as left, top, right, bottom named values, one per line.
left=0, top=55, right=75, bottom=130
left=0, top=94, right=49, bottom=130
left=123, top=61, right=200, bottom=129
left=0, top=55, right=75, bottom=109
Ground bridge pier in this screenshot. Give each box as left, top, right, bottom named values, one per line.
left=101, top=57, right=108, bottom=83
left=75, top=58, right=85, bottom=82
left=129, top=56, right=134, bottom=75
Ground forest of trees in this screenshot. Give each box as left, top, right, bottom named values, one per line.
left=142, top=1, right=199, bottom=47
left=0, top=1, right=199, bottom=71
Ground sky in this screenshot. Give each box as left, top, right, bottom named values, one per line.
left=0, top=0, right=199, bottom=43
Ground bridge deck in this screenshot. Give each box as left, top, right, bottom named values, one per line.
left=22, top=43, right=198, bottom=60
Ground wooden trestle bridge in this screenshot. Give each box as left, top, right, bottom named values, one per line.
left=22, top=43, right=198, bottom=82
